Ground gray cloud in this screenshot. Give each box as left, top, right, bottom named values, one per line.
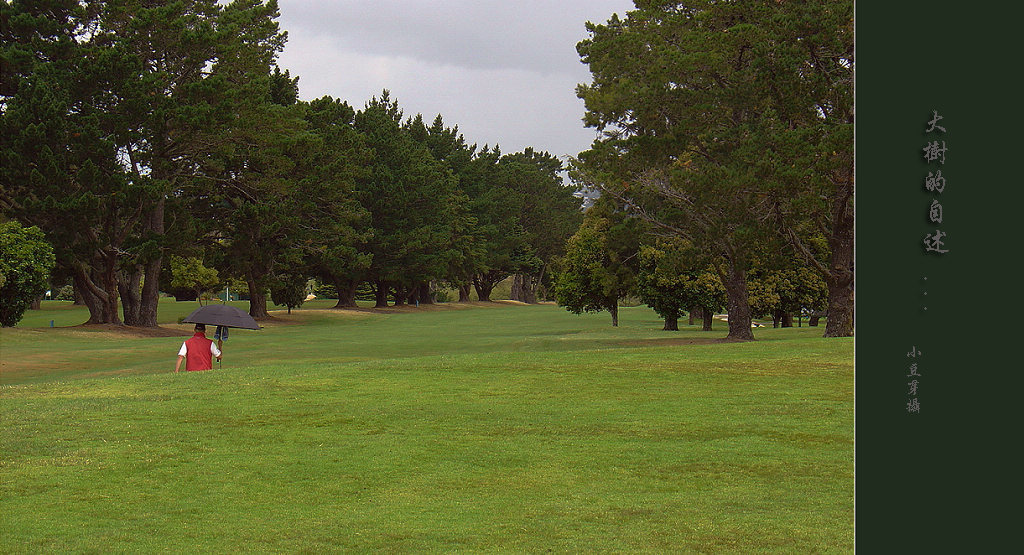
left=275, top=0, right=633, bottom=159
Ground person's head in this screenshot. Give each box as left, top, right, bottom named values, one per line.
left=194, top=323, right=206, bottom=333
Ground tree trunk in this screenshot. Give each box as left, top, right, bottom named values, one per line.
left=719, top=261, right=755, bottom=341
left=247, top=275, right=269, bottom=319
left=809, top=315, right=821, bottom=327
left=136, top=255, right=162, bottom=327
left=118, top=266, right=143, bottom=326
left=333, top=278, right=359, bottom=308
left=393, top=286, right=408, bottom=306
left=73, top=285, right=85, bottom=305
left=781, top=312, right=794, bottom=328
left=663, top=313, right=678, bottom=331
left=457, top=282, right=472, bottom=303
left=823, top=253, right=854, bottom=337
left=689, top=307, right=697, bottom=326
left=74, top=264, right=121, bottom=325
left=609, top=302, right=618, bottom=327
left=824, top=272, right=854, bottom=338
left=772, top=310, right=782, bottom=328
left=374, top=280, right=389, bottom=308
left=30, top=296, right=42, bottom=310
left=136, top=198, right=164, bottom=328
left=510, top=274, right=525, bottom=301
left=510, top=274, right=538, bottom=304
left=825, top=170, right=854, bottom=337
left=417, top=282, right=435, bottom=305
left=473, top=275, right=494, bottom=302
left=536, top=264, right=548, bottom=302
left=702, top=306, right=713, bottom=332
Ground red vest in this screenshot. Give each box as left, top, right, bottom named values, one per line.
left=184, top=332, right=214, bottom=371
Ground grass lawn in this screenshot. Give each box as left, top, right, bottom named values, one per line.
left=1, top=300, right=853, bottom=551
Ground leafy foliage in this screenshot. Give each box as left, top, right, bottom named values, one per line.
left=748, top=256, right=828, bottom=325
left=0, top=221, right=55, bottom=326
left=636, top=239, right=725, bottom=330
left=270, top=273, right=307, bottom=314
left=575, top=0, right=853, bottom=339
left=169, top=256, right=220, bottom=304
left=1, top=0, right=289, bottom=326
left=554, top=199, right=641, bottom=326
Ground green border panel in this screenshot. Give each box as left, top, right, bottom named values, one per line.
left=856, top=1, right=1020, bottom=549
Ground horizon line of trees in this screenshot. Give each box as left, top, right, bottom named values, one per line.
left=0, top=0, right=583, bottom=326
left=553, top=195, right=829, bottom=332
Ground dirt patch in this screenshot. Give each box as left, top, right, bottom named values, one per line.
left=617, top=337, right=724, bottom=347
left=305, top=302, right=504, bottom=314
left=250, top=314, right=302, bottom=326
left=61, top=324, right=191, bottom=338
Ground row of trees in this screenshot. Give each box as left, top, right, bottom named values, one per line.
left=553, top=197, right=827, bottom=331
left=565, top=0, right=853, bottom=339
left=1, top=0, right=582, bottom=326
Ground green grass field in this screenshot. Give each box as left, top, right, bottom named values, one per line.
left=1, top=300, right=853, bottom=551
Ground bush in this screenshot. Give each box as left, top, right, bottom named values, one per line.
left=312, top=281, right=338, bottom=299
left=0, top=221, right=56, bottom=326
left=433, top=288, right=452, bottom=303
left=54, top=284, right=75, bottom=301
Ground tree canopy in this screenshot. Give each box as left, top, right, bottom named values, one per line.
left=574, top=0, right=853, bottom=339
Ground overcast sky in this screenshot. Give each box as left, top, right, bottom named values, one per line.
left=274, top=0, right=635, bottom=162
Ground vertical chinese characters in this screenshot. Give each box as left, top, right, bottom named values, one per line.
left=906, top=346, right=922, bottom=413
left=923, top=111, right=949, bottom=254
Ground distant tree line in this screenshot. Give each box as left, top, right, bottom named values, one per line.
left=1, top=0, right=582, bottom=325
left=553, top=196, right=828, bottom=332
left=556, top=0, right=853, bottom=339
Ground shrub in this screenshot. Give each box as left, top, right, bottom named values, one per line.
left=0, top=222, right=56, bottom=326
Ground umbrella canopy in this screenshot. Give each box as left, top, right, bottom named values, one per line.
left=182, top=304, right=261, bottom=330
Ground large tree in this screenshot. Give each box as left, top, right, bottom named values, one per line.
left=199, top=89, right=312, bottom=320
left=301, top=96, right=373, bottom=308
left=1, top=0, right=288, bottom=326
left=353, top=92, right=466, bottom=307
left=554, top=198, right=641, bottom=327
left=501, top=149, right=582, bottom=304
left=751, top=0, right=854, bottom=337
left=576, top=0, right=853, bottom=339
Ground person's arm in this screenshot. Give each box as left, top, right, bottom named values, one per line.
left=211, top=341, right=222, bottom=362
left=176, top=342, right=187, bottom=372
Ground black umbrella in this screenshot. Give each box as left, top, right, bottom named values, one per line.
left=182, top=304, right=262, bottom=330
left=181, top=305, right=260, bottom=369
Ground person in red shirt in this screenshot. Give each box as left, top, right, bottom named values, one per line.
left=174, top=323, right=222, bottom=372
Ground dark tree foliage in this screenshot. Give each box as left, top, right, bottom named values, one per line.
left=353, top=91, right=467, bottom=307
left=575, top=0, right=853, bottom=339
left=300, top=96, right=373, bottom=308
left=500, top=149, right=582, bottom=303
left=1, top=0, right=288, bottom=326
left=270, top=272, right=306, bottom=314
